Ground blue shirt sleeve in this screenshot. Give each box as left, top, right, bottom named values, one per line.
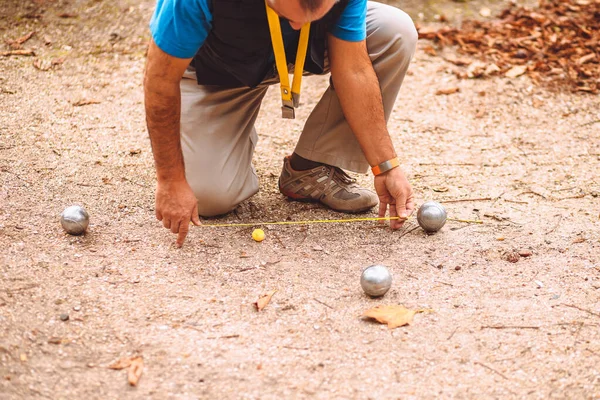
left=329, top=0, right=367, bottom=42
left=149, top=0, right=212, bottom=59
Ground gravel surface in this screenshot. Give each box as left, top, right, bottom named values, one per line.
left=1, top=0, right=599, bottom=398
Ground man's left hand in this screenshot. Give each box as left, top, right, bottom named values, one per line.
left=374, top=167, right=414, bottom=230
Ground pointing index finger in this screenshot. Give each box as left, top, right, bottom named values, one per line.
left=176, top=218, right=190, bottom=248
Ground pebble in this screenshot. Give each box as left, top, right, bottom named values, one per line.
left=454, top=266, right=462, bottom=271
left=312, top=245, right=323, bottom=251
left=519, top=249, right=533, bottom=257
left=73, top=305, right=81, bottom=312
left=534, top=280, right=544, bottom=289
left=59, top=313, right=69, bottom=321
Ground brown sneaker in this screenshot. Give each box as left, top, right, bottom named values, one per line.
left=278, top=156, right=378, bottom=213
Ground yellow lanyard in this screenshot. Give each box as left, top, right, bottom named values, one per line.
left=265, top=2, right=310, bottom=119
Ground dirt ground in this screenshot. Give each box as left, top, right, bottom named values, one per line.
left=1, top=0, right=599, bottom=398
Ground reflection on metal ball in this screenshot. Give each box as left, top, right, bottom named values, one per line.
left=360, top=265, right=392, bottom=297
left=60, top=205, right=89, bottom=235
left=417, top=201, right=447, bottom=233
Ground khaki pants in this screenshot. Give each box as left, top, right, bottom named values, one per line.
left=180, top=2, right=417, bottom=216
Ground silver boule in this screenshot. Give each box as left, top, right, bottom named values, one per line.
left=360, top=265, right=392, bottom=297
left=60, top=205, right=89, bottom=235
left=417, top=201, right=447, bottom=233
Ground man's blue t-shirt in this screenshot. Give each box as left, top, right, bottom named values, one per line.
left=150, top=0, right=368, bottom=59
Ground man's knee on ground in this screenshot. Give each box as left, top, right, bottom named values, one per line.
left=192, top=182, right=239, bottom=217
left=374, top=6, right=418, bottom=57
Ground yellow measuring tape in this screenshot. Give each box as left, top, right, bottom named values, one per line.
left=200, top=216, right=483, bottom=228
left=265, top=2, right=310, bottom=119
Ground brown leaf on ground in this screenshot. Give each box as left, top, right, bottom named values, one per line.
left=127, top=356, right=143, bottom=386
left=108, top=356, right=133, bottom=370
left=362, top=305, right=429, bottom=329
left=436, top=87, right=460, bottom=95
left=423, top=45, right=437, bottom=56
left=73, top=99, right=101, bottom=107
left=6, top=32, right=35, bottom=49
left=444, top=55, right=472, bottom=66
left=1, top=49, right=35, bottom=57
left=33, top=59, right=52, bottom=71
left=505, top=65, right=528, bottom=78
left=254, top=289, right=277, bottom=311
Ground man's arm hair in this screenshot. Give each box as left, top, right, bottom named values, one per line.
left=144, top=39, right=193, bottom=182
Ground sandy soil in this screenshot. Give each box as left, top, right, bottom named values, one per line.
left=1, top=0, right=599, bottom=399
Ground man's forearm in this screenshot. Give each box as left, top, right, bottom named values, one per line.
left=330, top=43, right=396, bottom=167
left=144, top=80, right=186, bottom=183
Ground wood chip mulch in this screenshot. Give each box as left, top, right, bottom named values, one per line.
left=418, top=0, right=600, bottom=94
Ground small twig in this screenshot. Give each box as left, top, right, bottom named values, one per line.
left=446, top=327, right=459, bottom=341
left=483, top=213, right=522, bottom=226
left=435, top=280, right=454, bottom=287
left=558, top=193, right=586, bottom=200
left=1, top=49, right=35, bottom=57
left=441, top=197, right=492, bottom=203
left=271, top=232, right=287, bottom=249
left=80, top=125, right=117, bottom=130
left=545, top=215, right=563, bottom=235
left=313, top=298, right=334, bottom=310
left=4, top=284, right=39, bottom=294
left=283, top=345, right=310, bottom=350
left=236, top=266, right=258, bottom=273
left=207, top=334, right=240, bottom=339
left=578, top=119, right=600, bottom=127
left=516, top=190, right=548, bottom=200
left=121, top=177, right=149, bottom=188
left=474, top=361, right=509, bottom=380
left=447, top=217, right=483, bottom=224
left=557, top=304, right=600, bottom=318
left=398, top=225, right=420, bottom=239
left=504, top=199, right=529, bottom=204
left=481, top=325, right=540, bottom=330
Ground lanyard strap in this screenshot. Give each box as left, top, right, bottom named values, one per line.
left=265, top=2, right=310, bottom=119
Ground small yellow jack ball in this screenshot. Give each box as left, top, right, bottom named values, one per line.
left=252, top=228, right=265, bottom=242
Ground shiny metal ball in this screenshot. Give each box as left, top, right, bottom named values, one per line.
left=360, top=265, right=392, bottom=297
left=417, top=201, right=447, bottom=233
left=60, top=205, right=89, bottom=235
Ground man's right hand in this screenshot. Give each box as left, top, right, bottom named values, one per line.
left=155, top=179, right=201, bottom=248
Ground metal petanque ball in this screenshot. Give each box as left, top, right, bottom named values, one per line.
left=60, top=205, right=89, bottom=235
left=417, top=201, right=447, bottom=233
left=360, top=265, right=392, bottom=297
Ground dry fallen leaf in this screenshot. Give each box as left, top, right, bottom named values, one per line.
left=127, top=356, right=143, bottom=386
left=444, top=55, right=472, bottom=66
left=362, top=305, right=429, bottom=329
left=254, top=289, right=277, bottom=311
left=33, top=59, right=52, bottom=71
left=423, top=45, right=437, bottom=56
left=505, top=65, right=528, bottom=78
left=435, top=87, right=460, bottom=95
left=108, top=356, right=134, bottom=370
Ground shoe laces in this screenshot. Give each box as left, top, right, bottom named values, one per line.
left=329, top=166, right=356, bottom=185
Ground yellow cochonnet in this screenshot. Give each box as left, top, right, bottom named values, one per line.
left=265, top=2, right=310, bottom=119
